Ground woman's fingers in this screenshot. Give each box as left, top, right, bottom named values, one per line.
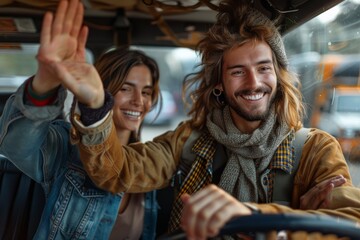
left=40, top=12, right=53, bottom=46
left=52, top=0, right=68, bottom=37
left=300, top=175, right=346, bottom=210
left=70, top=1, right=85, bottom=38
left=76, top=25, right=89, bottom=62
left=63, top=0, right=81, bottom=35
left=52, top=61, right=104, bottom=108
left=330, top=175, right=347, bottom=187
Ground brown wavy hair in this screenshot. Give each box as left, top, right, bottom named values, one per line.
left=94, top=47, right=161, bottom=142
left=183, top=0, right=304, bottom=131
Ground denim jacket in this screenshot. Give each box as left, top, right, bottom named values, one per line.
left=0, top=80, right=158, bottom=240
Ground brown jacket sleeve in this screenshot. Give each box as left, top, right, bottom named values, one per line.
left=72, top=112, right=360, bottom=223
left=253, top=129, right=360, bottom=223
left=72, top=111, right=193, bottom=193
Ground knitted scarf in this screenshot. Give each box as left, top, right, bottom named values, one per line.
left=206, top=106, right=290, bottom=203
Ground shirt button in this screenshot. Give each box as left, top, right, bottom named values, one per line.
left=262, top=177, right=268, bottom=185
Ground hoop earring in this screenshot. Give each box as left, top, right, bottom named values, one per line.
left=212, top=88, right=222, bottom=97
left=212, top=88, right=225, bottom=105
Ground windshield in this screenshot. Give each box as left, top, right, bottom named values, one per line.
left=282, top=0, right=360, bottom=175
left=283, top=0, right=360, bottom=125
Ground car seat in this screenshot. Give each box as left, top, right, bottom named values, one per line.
left=0, top=155, right=45, bottom=240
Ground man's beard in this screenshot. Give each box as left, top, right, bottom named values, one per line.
left=225, top=91, right=276, bottom=122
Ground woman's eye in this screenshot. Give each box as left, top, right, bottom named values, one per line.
left=143, top=91, right=152, bottom=96
left=121, top=87, right=130, bottom=92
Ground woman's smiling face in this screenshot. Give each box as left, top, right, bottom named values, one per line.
left=112, top=64, right=154, bottom=132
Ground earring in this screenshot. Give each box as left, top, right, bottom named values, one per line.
left=212, top=88, right=225, bottom=105
left=212, top=88, right=222, bottom=97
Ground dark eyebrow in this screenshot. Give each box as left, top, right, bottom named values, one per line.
left=143, top=86, right=154, bottom=91
left=226, top=59, right=273, bottom=70
left=122, top=82, right=154, bottom=90
left=257, top=59, right=273, bottom=65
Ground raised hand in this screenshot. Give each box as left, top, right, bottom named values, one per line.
left=33, top=0, right=88, bottom=94
left=51, top=61, right=104, bottom=109
left=299, top=175, right=347, bottom=210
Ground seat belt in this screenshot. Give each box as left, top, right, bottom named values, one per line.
left=272, top=128, right=310, bottom=206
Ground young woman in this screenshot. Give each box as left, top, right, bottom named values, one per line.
left=0, top=1, right=161, bottom=239
left=90, top=47, right=161, bottom=240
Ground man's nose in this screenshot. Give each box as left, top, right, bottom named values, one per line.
left=245, top=70, right=261, bottom=88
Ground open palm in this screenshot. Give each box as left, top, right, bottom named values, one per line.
left=34, top=0, right=88, bottom=93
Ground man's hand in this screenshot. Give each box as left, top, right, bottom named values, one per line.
left=33, top=0, right=88, bottom=94
left=300, top=175, right=346, bottom=210
left=180, top=184, right=252, bottom=240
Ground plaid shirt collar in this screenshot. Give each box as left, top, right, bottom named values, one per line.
left=192, top=131, right=217, bottom=165
left=270, top=131, right=295, bottom=174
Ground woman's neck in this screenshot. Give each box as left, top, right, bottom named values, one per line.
left=117, top=130, right=132, bottom=145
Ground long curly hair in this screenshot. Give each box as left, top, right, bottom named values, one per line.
left=183, top=0, right=304, bottom=131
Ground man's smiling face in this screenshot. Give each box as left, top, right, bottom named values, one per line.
left=221, top=40, right=277, bottom=131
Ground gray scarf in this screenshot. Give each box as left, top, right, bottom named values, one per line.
left=206, top=106, right=290, bottom=203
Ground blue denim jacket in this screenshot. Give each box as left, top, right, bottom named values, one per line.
left=0, top=81, right=158, bottom=240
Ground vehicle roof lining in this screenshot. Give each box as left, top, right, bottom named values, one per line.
left=0, top=0, right=345, bottom=51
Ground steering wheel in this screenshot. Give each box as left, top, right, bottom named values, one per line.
left=157, top=213, right=360, bottom=240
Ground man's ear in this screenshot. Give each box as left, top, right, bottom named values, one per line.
left=215, top=83, right=223, bottom=91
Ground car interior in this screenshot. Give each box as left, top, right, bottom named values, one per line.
left=0, top=0, right=359, bottom=239
left=0, top=0, right=346, bottom=54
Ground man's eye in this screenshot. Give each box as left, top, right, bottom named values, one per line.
left=260, top=66, right=272, bottom=71
left=231, top=70, right=243, bottom=76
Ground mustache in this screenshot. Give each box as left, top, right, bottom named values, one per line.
left=234, top=86, right=271, bottom=96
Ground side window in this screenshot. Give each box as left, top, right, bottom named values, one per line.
left=0, top=44, right=94, bottom=118
left=283, top=0, right=360, bottom=185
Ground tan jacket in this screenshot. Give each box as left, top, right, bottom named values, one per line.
left=71, top=111, right=360, bottom=226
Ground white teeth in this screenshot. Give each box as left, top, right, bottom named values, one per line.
left=243, top=93, right=264, bottom=100
left=123, top=110, right=141, bottom=117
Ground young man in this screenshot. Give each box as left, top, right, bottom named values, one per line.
left=50, top=0, right=360, bottom=239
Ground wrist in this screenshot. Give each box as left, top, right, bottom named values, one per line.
left=32, top=73, right=60, bottom=95
left=243, top=203, right=260, bottom=214
left=88, top=92, right=105, bottom=109
left=78, top=90, right=114, bottom=126
left=26, top=77, right=59, bottom=106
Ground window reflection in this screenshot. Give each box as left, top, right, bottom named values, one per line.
left=284, top=0, right=360, bottom=186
